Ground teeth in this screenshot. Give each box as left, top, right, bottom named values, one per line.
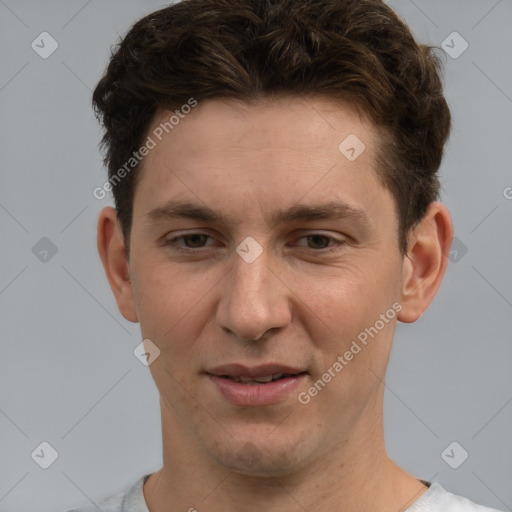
left=242, top=375, right=273, bottom=383
left=229, top=373, right=286, bottom=384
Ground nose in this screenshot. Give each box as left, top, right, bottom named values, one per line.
left=215, top=246, right=291, bottom=341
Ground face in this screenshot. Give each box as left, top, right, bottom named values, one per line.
left=125, top=96, right=407, bottom=476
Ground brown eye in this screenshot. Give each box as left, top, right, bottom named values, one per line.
left=181, top=234, right=209, bottom=248
left=306, top=234, right=332, bottom=249
left=164, top=233, right=212, bottom=250
left=293, top=233, right=346, bottom=254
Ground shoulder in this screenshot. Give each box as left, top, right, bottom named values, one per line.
left=63, top=495, right=123, bottom=512
left=63, top=492, right=124, bottom=512
left=62, top=473, right=152, bottom=512
left=407, top=482, right=505, bottom=512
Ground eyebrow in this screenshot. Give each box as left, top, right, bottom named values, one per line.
left=145, top=200, right=371, bottom=229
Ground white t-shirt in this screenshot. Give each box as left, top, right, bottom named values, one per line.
left=64, top=473, right=505, bottom=512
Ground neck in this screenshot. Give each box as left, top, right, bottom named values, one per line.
left=144, top=391, right=428, bottom=512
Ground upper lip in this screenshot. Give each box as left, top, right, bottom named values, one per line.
left=206, top=363, right=306, bottom=378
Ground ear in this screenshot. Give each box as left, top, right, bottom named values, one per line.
left=398, top=202, right=453, bottom=323
left=97, top=206, right=139, bottom=323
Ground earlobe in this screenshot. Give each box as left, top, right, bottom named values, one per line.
left=397, top=202, right=453, bottom=323
left=97, top=206, right=139, bottom=323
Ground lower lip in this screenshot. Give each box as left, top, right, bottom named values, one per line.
left=207, top=374, right=306, bottom=407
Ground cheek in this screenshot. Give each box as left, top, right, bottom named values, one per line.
left=298, top=262, right=396, bottom=334
left=132, top=259, right=215, bottom=348
left=293, top=260, right=400, bottom=385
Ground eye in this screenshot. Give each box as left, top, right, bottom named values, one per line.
left=164, top=233, right=213, bottom=250
left=162, top=231, right=346, bottom=254
left=294, top=233, right=346, bottom=253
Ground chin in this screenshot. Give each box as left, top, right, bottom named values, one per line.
left=203, top=432, right=314, bottom=478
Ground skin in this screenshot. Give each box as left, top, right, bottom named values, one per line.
left=98, top=95, right=453, bottom=512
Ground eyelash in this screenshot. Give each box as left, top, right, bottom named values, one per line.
left=163, top=232, right=346, bottom=254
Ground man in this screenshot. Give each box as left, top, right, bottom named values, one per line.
left=67, top=0, right=503, bottom=510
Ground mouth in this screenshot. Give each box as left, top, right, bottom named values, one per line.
left=217, top=372, right=306, bottom=384
left=205, top=364, right=308, bottom=406
left=206, top=363, right=307, bottom=381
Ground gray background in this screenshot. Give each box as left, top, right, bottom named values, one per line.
left=0, top=1, right=511, bottom=511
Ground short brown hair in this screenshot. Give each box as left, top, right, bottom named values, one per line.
left=92, top=0, right=451, bottom=255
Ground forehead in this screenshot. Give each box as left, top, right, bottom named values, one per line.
left=131, top=95, right=394, bottom=232
left=148, top=95, right=377, bottom=164
left=137, top=95, right=380, bottom=190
